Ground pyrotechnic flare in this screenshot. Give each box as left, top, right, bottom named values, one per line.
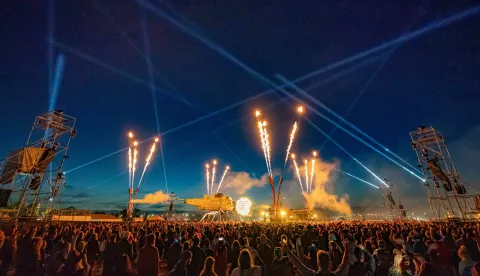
left=263, top=121, right=272, bottom=177
left=216, top=166, right=230, bottom=193
left=297, top=105, right=304, bottom=114
left=132, top=141, right=138, bottom=189
left=310, top=151, right=316, bottom=193
left=211, top=160, right=217, bottom=196
left=256, top=110, right=270, bottom=176
left=284, top=122, right=298, bottom=167
left=128, top=147, right=132, bottom=188
left=304, top=159, right=309, bottom=194
left=128, top=132, right=134, bottom=188
left=137, top=138, right=158, bottom=188
left=291, top=154, right=305, bottom=194
left=205, top=164, right=210, bottom=195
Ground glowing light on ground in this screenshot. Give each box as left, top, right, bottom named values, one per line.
left=236, top=197, right=253, bottom=216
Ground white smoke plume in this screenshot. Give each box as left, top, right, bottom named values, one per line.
left=304, top=156, right=352, bottom=215
left=133, top=190, right=169, bottom=204
left=220, top=171, right=270, bottom=195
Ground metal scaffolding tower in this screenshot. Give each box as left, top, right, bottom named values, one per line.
left=410, top=126, right=478, bottom=220
left=0, top=110, right=76, bottom=220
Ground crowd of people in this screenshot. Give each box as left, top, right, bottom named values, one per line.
left=0, top=219, right=480, bottom=275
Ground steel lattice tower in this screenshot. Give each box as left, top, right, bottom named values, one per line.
left=411, top=126, right=477, bottom=220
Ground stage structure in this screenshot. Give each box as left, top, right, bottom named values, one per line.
left=0, top=110, right=76, bottom=219
left=411, top=126, right=478, bottom=220
left=379, top=179, right=406, bottom=219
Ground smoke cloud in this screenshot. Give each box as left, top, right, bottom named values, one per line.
left=220, top=171, right=270, bottom=195
left=133, top=190, right=169, bottom=204
left=304, top=156, right=352, bottom=215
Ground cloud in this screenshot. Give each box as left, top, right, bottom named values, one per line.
left=304, top=156, right=352, bottom=215
left=220, top=171, right=270, bottom=195
left=133, top=190, right=169, bottom=204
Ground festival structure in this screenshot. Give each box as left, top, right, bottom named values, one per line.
left=126, top=132, right=159, bottom=219
left=410, top=126, right=479, bottom=220
left=0, top=110, right=76, bottom=219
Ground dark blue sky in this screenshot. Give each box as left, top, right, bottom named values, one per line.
left=1, top=1, right=479, bottom=212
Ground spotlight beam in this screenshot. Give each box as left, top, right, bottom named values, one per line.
left=142, top=0, right=470, bottom=180
left=47, top=0, right=55, bottom=102
left=64, top=61, right=368, bottom=174
left=294, top=5, right=480, bottom=84
left=338, top=169, right=380, bottom=189
left=138, top=1, right=169, bottom=193
left=306, top=118, right=388, bottom=187
left=91, top=1, right=199, bottom=110
left=49, top=53, right=66, bottom=111
left=51, top=40, right=193, bottom=107
left=276, top=75, right=424, bottom=181
left=319, top=2, right=429, bottom=154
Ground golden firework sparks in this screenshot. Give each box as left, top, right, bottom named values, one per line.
left=206, top=164, right=210, bottom=195
left=256, top=112, right=270, bottom=176
left=263, top=121, right=272, bottom=176
left=216, top=165, right=230, bottom=193
left=137, top=140, right=157, bottom=188
left=291, top=154, right=305, bottom=194
left=304, top=159, right=309, bottom=194
left=284, top=122, right=298, bottom=167
left=211, top=160, right=217, bottom=195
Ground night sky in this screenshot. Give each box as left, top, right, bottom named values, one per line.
left=1, top=1, right=479, bottom=213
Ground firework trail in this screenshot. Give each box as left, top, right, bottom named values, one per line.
left=310, top=151, right=317, bottom=193
left=211, top=160, right=217, bottom=195
left=256, top=110, right=270, bottom=176
left=132, top=141, right=138, bottom=188
left=216, top=166, right=230, bottom=193
left=128, top=132, right=134, bottom=188
left=263, top=121, right=272, bottom=177
left=291, top=154, right=305, bottom=194
left=206, top=164, right=210, bottom=195
left=137, top=138, right=159, bottom=189
left=128, top=147, right=132, bottom=188
left=304, top=160, right=309, bottom=194
left=284, top=122, right=297, bottom=167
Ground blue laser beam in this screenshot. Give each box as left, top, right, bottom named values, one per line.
left=276, top=75, right=425, bottom=181
left=143, top=0, right=459, bottom=179
left=138, top=0, right=169, bottom=193
left=47, top=0, right=55, bottom=103
left=49, top=53, right=66, bottom=111
left=306, top=118, right=388, bottom=187
left=52, top=40, right=193, bottom=107
left=63, top=51, right=379, bottom=173
left=338, top=169, right=380, bottom=189
left=320, top=1, right=429, bottom=153
left=91, top=1, right=197, bottom=110
left=141, top=0, right=275, bottom=89
left=295, top=5, right=480, bottom=84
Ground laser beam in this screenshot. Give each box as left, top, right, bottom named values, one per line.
left=306, top=118, right=388, bottom=187
left=49, top=54, right=66, bottom=111
left=276, top=75, right=424, bottom=181
left=295, top=5, right=480, bottom=84
left=52, top=40, right=191, bottom=106
left=338, top=169, right=380, bottom=189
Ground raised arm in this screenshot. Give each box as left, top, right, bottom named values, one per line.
left=283, top=243, right=317, bottom=276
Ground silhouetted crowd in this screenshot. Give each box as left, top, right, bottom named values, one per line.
left=1, top=220, right=480, bottom=275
